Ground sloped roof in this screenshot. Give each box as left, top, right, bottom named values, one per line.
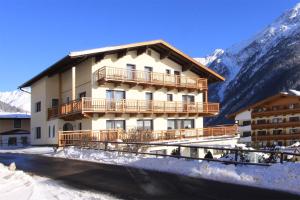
left=226, top=90, right=300, bottom=119
left=19, top=40, right=225, bottom=88
left=0, top=113, right=30, bottom=119
left=0, top=129, right=30, bottom=135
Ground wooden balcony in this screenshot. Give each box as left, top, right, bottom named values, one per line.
left=96, top=66, right=208, bottom=91
left=58, top=125, right=238, bottom=145
left=252, top=106, right=300, bottom=118
left=48, top=97, right=220, bottom=120
left=252, top=133, right=300, bottom=142
left=252, top=121, right=300, bottom=130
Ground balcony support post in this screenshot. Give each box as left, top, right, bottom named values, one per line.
left=72, top=66, right=76, bottom=101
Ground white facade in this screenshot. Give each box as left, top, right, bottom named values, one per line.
left=30, top=47, right=208, bottom=145
left=234, top=110, right=252, bottom=146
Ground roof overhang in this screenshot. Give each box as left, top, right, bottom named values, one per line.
left=19, top=40, right=225, bottom=88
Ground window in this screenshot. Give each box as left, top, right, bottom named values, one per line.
left=167, top=119, right=195, bottom=129
left=167, top=94, right=173, bottom=101
left=106, top=90, right=125, bottom=100
left=257, top=131, right=267, bottom=136
left=290, top=128, right=300, bottom=134
left=21, top=137, right=28, bottom=145
left=36, top=127, right=41, bottom=139
left=182, top=95, right=195, bottom=103
left=14, top=119, right=21, bottom=128
left=273, top=129, right=283, bottom=135
left=78, top=122, right=82, bottom=130
left=272, top=118, right=283, bottom=124
left=35, top=102, right=41, bottom=112
left=106, top=120, right=125, bottom=130
left=52, top=125, right=55, bottom=138
left=241, top=131, right=251, bottom=137
left=257, top=119, right=266, bottom=124
left=147, top=49, right=152, bottom=56
left=126, top=64, right=136, bottom=80
left=137, top=120, right=153, bottom=130
left=66, top=97, right=70, bottom=103
left=166, top=69, right=171, bottom=75
left=79, top=92, right=86, bottom=99
left=190, top=147, right=198, bottom=158
left=48, top=126, right=51, bottom=138
left=8, top=137, right=17, bottom=146
left=52, top=99, right=59, bottom=108
left=289, top=116, right=300, bottom=122
left=242, top=120, right=251, bottom=126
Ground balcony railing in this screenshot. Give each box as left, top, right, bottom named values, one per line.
left=252, top=105, right=300, bottom=117
left=58, top=125, right=237, bottom=145
left=252, top=120, right=300, bottom=130
left=48, top=98, right=220, bottom=119
left=96, top=66, right=208, bottom=91
left=252, top=133, right=300, bottom=141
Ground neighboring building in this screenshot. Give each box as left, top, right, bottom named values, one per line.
left=0, top=113, right=31, bottom=146
left=227, top=109, right=252, bottom=147
left=228, top=91, right=300, bottom=148
left=19, top=40, right=237, bottom=146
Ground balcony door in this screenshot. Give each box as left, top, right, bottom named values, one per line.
left=126, top=64, right=136, bottom=81
left=145, top=92, right=153, bottom=111
left=106, top=90, right=125, bottom=111
left=144, top=66, right=153, bottom=82
left=182, top=95, right=195, bottom=112
left=174, top=71, right=181, bottom=85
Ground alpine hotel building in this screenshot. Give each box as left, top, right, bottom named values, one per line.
left=20, top=40, right=236, bottom=145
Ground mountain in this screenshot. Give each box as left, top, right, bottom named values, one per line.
left=0, top=90, right=30, bottom=113
left=196, top=2, right=300, bottom=125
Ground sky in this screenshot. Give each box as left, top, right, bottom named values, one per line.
left=0, top=0, right=299, bottom=91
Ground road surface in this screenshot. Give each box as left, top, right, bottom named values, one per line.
left=0, top=153, right=299, bottom=200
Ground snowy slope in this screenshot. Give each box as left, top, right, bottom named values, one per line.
left=196, top=2, right=300, bottom=124
left=0, top=90, right=30, bottom=113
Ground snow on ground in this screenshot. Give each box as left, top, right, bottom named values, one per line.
left=1, top=146, right=300, bottom=195
left=0, top=146, right=54, bottom=154
left=0, top=162, right=120, bottom=200
left=51, top=147, right=300, bottom=195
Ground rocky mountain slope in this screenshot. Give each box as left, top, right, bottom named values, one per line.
left=0, top=90, right=30, bottom=113
left=196, top=2, right=300, bottom=125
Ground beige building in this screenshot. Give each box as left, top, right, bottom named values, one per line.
left=20, top=40, right=236, bottom=146
left=0, top=113, right=30, bottom=146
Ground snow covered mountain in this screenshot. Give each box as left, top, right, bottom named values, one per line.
left=0, top=90, right=30, bottom=113
left=196, top=2, right=300, bottom=125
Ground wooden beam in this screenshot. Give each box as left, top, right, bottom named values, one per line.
left=117, top=50, right=127, bottom=59
left=136, top=47, right=147, bottom=56
left=182, top=63, right=193, bottom=72
left=160, top=51, right=171, bottom=60
left=95, top=54, right=105, bottom=63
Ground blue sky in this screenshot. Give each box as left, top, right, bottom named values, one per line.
left=0, top=0, right=299, bottom=91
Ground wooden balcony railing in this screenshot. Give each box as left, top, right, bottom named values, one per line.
left=252, top=105, right=300, bottom=118
left=252, top=121, right=300, bottom=130
left=252, top=133, right=300, bottom=141
left=58, top=125, right=237, bottom=145
left=48, top=98, right=220, bottom=119
left=96, top=66, right=208, bottom=91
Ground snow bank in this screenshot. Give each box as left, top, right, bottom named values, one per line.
left=0, top=162, right=120, bottom=200
left=0, top=146, right=54, bottom=154
left=53, top=147, right=300, bottom=195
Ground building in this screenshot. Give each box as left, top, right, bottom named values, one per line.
left=19, top=40, right=237, bottom=146
left=228, top=91, right=300, bottom=148
left=227, top=109, right=252, bottom=147
left=0, top=113, right=31, bottom=146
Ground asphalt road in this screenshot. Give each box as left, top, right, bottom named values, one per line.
left=0, top=153, right=299, bottom=200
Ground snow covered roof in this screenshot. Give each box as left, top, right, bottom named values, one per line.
left=19, top=40, right=225, bottom=88
left=0, top=113, right=31, bottom=119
